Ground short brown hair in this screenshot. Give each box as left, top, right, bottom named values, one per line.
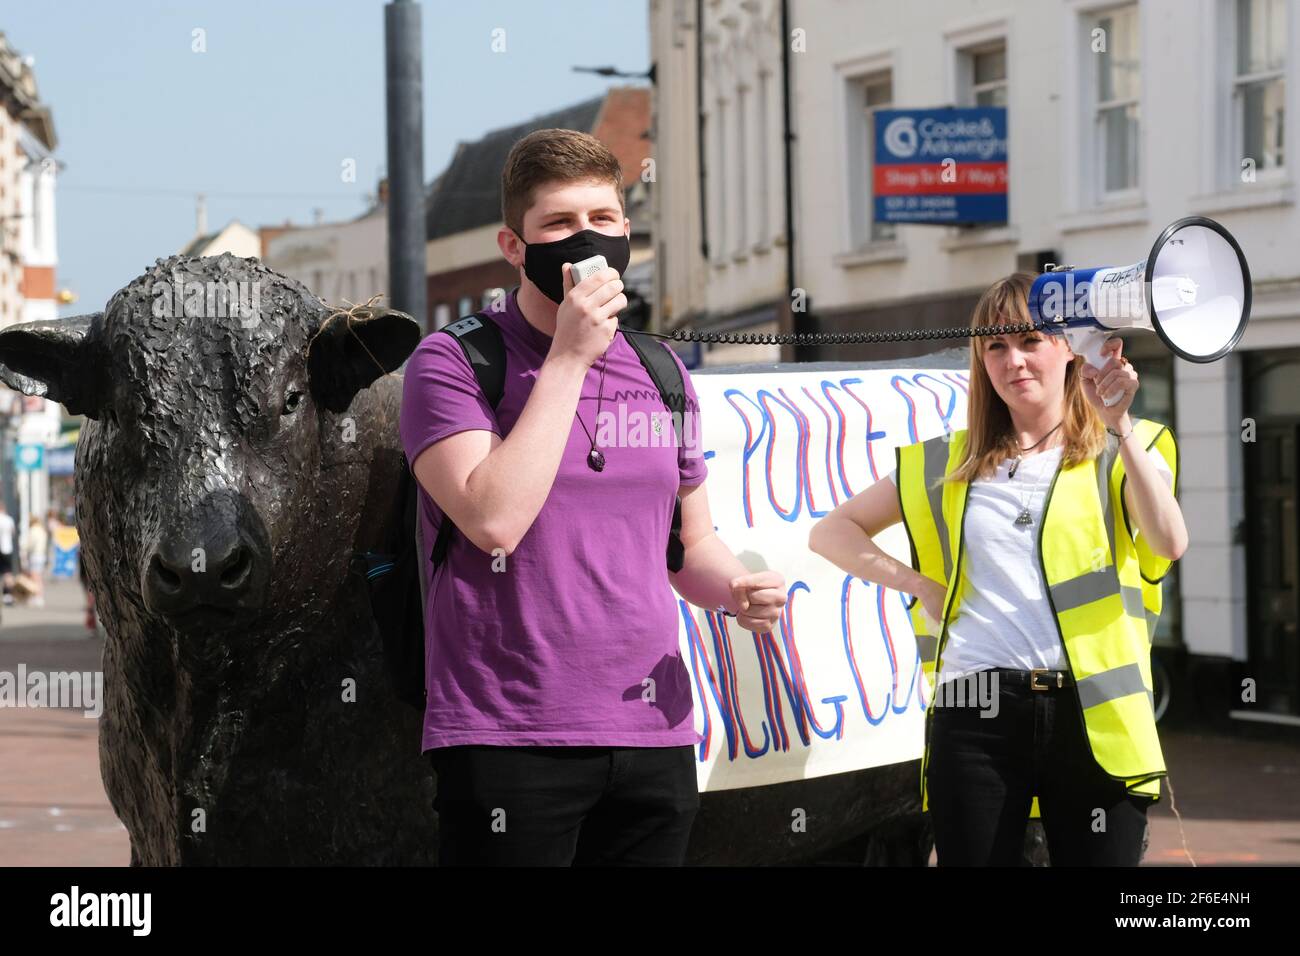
left=501, top=128, right=625, bottom=238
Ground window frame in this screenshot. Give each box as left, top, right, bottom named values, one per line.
left=1062, top=0, right=1147, bottom=214
left=1189, top=0, right=1297, bottom=212
left=946, top=21, right=1011, bottom=235
left=1087, top=2, right=1142, bottom=204
left=1231, top=0, right=1288, bottom=182
left=832, top=46, right=899, bottom=256
left=862, top=70, right=897, bottom=244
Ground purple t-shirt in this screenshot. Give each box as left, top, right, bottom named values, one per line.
left=399, top=287, right=707, bottom=752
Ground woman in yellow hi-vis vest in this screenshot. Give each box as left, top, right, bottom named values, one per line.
left=809, top=272, right=1186, bottom=866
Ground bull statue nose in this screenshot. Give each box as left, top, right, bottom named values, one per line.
left=144, top=520, right=268, bottom=620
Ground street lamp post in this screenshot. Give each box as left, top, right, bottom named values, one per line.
left=385, top=0, right=427, bottom=333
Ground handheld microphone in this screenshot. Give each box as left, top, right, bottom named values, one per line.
left=570, top=255, right=609, bottom=285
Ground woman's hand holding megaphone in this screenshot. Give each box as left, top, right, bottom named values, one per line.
left=1079, top=337, right=1139, bottom=428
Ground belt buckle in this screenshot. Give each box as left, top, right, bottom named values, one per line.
left=1029, top=668, right=1061, bottom=691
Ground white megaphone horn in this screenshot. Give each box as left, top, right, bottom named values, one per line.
left=1028, top=216, right=1252, bottom=405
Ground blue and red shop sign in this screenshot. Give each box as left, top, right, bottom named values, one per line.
left=873, top=107, right=1008, bottom=224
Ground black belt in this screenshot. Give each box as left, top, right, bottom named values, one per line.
left=987, top=667, right=1075, bottom=691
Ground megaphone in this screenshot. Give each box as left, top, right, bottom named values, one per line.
left=1028, top=216, right=1251, bottom=404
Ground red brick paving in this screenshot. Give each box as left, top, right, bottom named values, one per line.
left=0, top=578, right=128, bottom=866
left=1144, top=728, right=1300, bottom=866
left=0, top=707, right=127, bottom=866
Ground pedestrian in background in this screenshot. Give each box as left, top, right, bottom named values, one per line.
left=23, top=515, right=48, bottom=607
left=0, top=503, right=17, bottom=607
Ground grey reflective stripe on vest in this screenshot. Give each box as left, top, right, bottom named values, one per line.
left=1145, top=609, right=1159, bottom=644
left=914, top=632, right=939, bottom=661
left=1076, top=661, right=1151, bottom=710
left=1095, top=435, right=1121, bottom=566
left=923, top=438, right=952, bottom=580
left=1051, top=442, right=1156, bottom=713
left=1121, top=586, right=1145, bottom=618
left=1048, top=567, right=1145, bottom=619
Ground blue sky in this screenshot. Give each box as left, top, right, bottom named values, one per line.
left=3, top=0, right=649, bottom=314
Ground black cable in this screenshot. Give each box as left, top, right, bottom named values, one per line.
left=620, top=320, right=1046, bottom=347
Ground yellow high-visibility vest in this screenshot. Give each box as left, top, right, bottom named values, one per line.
left=895, top=419, right=1179, bottom=816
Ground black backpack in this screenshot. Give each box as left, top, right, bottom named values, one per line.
left=363, top=310, right=690, bottom=710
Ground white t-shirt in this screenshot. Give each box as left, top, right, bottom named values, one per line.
left=885, top=444, right=1173, bottom=686
left=0, top=513, right=14, bottom=555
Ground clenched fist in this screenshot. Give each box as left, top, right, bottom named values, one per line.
left=728, top=571, right=787, bottom=633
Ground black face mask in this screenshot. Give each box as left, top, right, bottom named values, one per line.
left=515, top=228, right=631, bottom=304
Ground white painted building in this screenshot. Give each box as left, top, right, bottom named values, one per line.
left=179, top=217, right=263, bottom=261
left=0, top=33, right=63, bottom=542
left=263, top=195, right=388, bottom=310
left=16, top=126, right=57, bottom=327
left=651, top=0, right=788, bottom=366
left=653, top=0, right=1300, bottom=723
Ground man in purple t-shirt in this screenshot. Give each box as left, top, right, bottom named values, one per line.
left=399, top=128, right=787, bottom=866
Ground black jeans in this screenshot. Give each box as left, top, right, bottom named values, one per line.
left=927, top=671, right=1154, bottom=866
left=426, top=744, right=700, bottom=866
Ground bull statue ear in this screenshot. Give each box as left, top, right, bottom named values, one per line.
left=0, top=313, right=109, bottom=418
left=306, top=301, right=422, bottom=413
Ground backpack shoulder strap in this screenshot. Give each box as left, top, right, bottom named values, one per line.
left=410, top=470, right=430, bottom=610
left=622, top=330, right=687, bottom=446
left=439, top=312, right=507, bottom=409
left=427, top=312, right=508, bottom=570
left=622, top=331, right=690, bottom=574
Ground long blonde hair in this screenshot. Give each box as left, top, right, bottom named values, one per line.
left=949, top=272, right=1105, bottom=483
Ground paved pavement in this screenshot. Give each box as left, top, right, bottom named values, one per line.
left=0, top=576, right=127, bottom=866
left=1142, top=728, right=1300, bottom=865
left=2, top=576, right=1298, bottom=866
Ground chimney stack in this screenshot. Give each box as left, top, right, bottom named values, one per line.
left=196, top=193, right=207, bottom=236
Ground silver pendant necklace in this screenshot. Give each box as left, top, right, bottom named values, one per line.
left=1013, top=457, right=1047, bottom=526
left=1009, top=420, right=1062, bottom=526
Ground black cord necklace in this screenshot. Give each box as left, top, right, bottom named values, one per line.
left=574, top=355, right=608, bottom=472
left=1007, top=419, right=1063, bottom=479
